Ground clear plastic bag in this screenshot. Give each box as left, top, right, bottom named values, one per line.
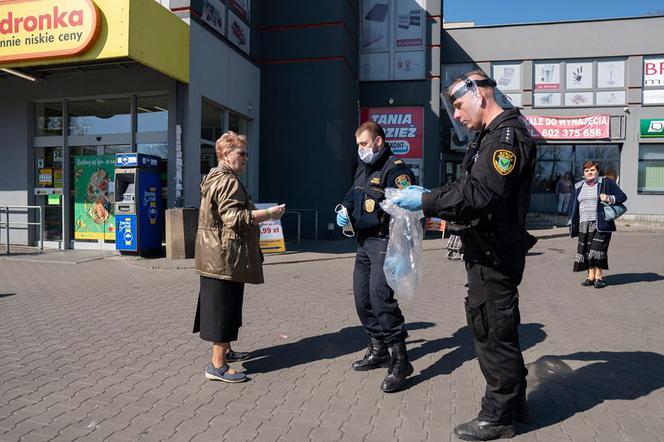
left=380, top=188, right=425, bottom=299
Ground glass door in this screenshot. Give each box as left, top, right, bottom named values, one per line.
left=34, top=146, right=64, bottom=242
left=69, top=145, right=130, bottom=247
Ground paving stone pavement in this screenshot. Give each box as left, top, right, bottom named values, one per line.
left=1, top=232, right=663, bottom=442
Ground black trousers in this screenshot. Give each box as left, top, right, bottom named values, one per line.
left=353, top=236, right=407, bottom=344
left=464, top=259, right=528, bottom=424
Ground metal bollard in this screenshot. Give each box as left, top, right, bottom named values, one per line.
left=4, top=206, right=9, bottom=255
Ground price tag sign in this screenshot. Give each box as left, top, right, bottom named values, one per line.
left=256, top=203, right=286, bottom=253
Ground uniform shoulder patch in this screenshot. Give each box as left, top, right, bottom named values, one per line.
left=393, top=159, right=404, bottom=165
left=395, top=174, right=412, bottom=189
left=492, top=148, right=517, bottom=176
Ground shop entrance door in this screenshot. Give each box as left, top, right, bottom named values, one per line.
left=33, top=146, right=64, bottom=247
left=69, top=144, right=130, bottom=250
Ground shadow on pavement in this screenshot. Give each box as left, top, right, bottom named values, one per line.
left=243, top=321, right=435, bottom=374
left=521, top=351, right=664, bottom=433
left=0, top=293, right=16, bottom=299
left=407, top=323, right=547, bottom=389
left=602, top=272, right=664, bottom=286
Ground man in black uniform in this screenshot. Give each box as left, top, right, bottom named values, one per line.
left=393, top=71, right=537, bottom=440
left=336, top=120, right=417, bottom=393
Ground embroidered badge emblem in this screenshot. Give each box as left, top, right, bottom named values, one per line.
left=493, top=149, right=517, bottom=175
left=364, top=198, right=376, bottom=213
left=395, top=174, right=411, bottom=189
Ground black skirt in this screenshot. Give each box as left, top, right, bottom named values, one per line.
left=573, top=221, right=611, bottom=272
left=193, top=276, right=244, bottom=342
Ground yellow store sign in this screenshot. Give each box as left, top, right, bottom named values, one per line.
left=0, top=0, right=100, bottom=62
left=0, top=0, right=189, bottom=83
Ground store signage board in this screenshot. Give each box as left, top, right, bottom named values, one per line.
left=521, top=115, right=610, bottom=140
left=359, top=106, right=424, bottom=158
left=640, top=119, right=664, bottom=138
left=644, top=57, right=664, bottom=87
left=0, top=0, right=101, bottom=63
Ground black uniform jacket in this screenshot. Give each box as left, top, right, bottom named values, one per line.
left=422, top=108, right=537, bottom=265
left=343, top=144, right=417, bottom=237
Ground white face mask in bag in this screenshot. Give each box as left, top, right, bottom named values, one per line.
left=335, top=204, right=355, bottom=237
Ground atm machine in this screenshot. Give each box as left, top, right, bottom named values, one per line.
left=114, top=153, right=162, bottom=254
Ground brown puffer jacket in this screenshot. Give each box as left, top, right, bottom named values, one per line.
left=194, top=165, right=264, bottom=284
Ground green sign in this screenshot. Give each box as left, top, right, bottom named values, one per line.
left=47, top=194, right=60, bottom=205
left=74, top=155, right=116, bottom=241
left=640, top=119, right=664, bottom=137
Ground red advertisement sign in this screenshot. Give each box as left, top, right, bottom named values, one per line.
left=359, top=106, right=423, bottom=158
left=520, top=115, right=610, bottom=140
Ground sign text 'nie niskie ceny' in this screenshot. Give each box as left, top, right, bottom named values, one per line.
left=0, top=0, right=100, bottom=63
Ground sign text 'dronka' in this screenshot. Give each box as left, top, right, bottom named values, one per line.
left=0, top=0, right=101, bottom=63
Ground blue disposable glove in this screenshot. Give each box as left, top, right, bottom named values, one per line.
left=336, top=211, right=349, bottom=227
left=392, top=185, right=430, bottom=211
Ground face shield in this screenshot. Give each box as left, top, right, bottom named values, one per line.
left=441, top=77, right=497, bottom=144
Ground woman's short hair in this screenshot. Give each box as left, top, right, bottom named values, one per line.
left=582, top=160, right=601, bottom=174
left=215, top=131, right=247, bottom=162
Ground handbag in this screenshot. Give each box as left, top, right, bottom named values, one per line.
left=602, top=201, right=627, bottom=221
left=600, top=178, right=627, bottom=221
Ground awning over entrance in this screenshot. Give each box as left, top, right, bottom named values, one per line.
left=0, top=0, right=189, bottom=83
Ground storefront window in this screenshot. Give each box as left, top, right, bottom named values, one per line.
left=137, top=95, right=168, bottom=132
left=68, top=98, right=131, bottom=135
left=201, top=100, right=224, bottom=142
left=34, top=146, right=64, bottom=241
left=35, top=102, right=63, bottom=136
left=532, top=144, right=620, bottom=213
left=201, top=100, right=224, bottom=176
left=638, top=144, right=664, bottom=194
left=228, top=111, right=248, bottom=135
left=533, top=145, right=573, bottom=192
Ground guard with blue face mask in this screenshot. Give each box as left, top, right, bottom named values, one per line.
left=336, top=120, right=416, bottom=393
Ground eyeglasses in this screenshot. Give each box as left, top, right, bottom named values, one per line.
left=234, top=150, right=249, bottom=158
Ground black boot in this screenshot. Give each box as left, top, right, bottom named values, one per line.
left=352, top=338, right=390, bottom=371
left=381, top=341, right=413, bottom=392
left=453, top=419, right=515, bottom=441
left=513, top=396, right=532, bottom=423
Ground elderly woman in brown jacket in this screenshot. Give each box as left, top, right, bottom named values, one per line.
left=193, top=131, right=285, bottom=382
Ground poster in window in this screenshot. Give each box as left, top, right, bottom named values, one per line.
left=395, top=0, right=424, bottom=47
left=394, top=50, right=424, bottom=80
left=597, top=60, right=625, bottom=88
left=533, top=92, right=561, bottom=107
left=643, top=89, right=664, bottom=105
left=566, top=61, right=593, bottom=89
left=228, top=11, right=250, bottom=55
left=596, top=91, right=626, bottom=106
left=230, top=0, right=249, bottom=21
left=442, top=63, right=473, bottom=87
left=643, top=57, right=664, bottom=88
left=534, top=62, right=560, bottom=89
left=496, top=92, right=522, bottom=109
left=200, top=0, right=225, bottom=36
left=360, top=52, right=390, bottom=80
left=565, top=92, right=594, bottom=106
left=493, top=63, right=521, bottom=91
left=361, top=0, right=390, bottom=50
left=74, top=155, right=116, bottom=241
